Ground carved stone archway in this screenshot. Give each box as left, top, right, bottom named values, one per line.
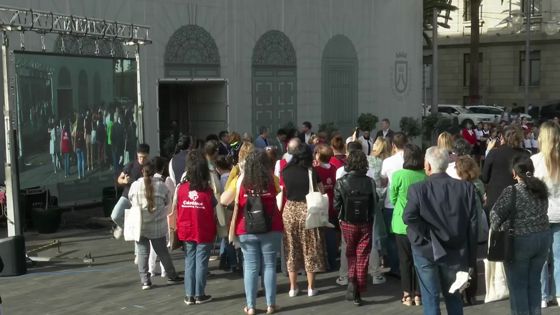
left=321, top=35, right=358, bottom=135
left=164, top=25, right=220, bottom=77
left=251, top=30, right=297, bottom=136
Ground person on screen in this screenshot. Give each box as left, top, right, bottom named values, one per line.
left=112, top=114, right=126, bottom=173
left=48, top=118, right=61, bottom=174
left=74, top=118, right=86, bottom=179
left=61, top=120, right=73, bottom=178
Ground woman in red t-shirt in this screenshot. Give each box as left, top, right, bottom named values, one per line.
left=60, top=120, right=73, bottom=178
left=174, top=150, right=216, bottom=305
left=461, top=121, right=477, bottom=149
left=329, top=135, right=347, bottom=170
left=233, top=151, right=283, bottom=315
left=313, top=144, right=338, bottom=272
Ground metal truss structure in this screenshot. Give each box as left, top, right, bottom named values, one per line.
left=0, top=5, right=151, bottom=44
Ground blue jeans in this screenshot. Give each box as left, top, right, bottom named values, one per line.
left=239, top=232, right=282, bottom=309
left=63, top=153, right=70, bottom=176
left=506, top=230, right=552, bottom=315
left=76, top=149, right=85, bottom=178
left=110, top=197, right=131, bottom=228
left=541, top=223, right=560, bottom=301
left=383, top=208, right=400, bottom=276
left=185, top=242, right=212, bottom=297
left=413, top=254, right=464, bottom=315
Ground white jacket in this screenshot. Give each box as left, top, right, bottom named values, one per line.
left=531, top=153, right=560, bottom=223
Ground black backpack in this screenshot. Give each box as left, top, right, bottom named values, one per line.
left=244, top=193, right=272, bottom=234
left=343, top=188, right=371, bottom=224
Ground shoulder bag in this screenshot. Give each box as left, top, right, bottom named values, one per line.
left=305, top=169, right=334, bottom=229
left=487, top=186, right=516, bottom=262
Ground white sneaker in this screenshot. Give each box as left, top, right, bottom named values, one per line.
left=372, top=275, right=386, bottom=285
left=541, top=300, right=547, bottom=309
left=336, top=276, right=348, bottom=286
left=161, top=271, right=168, bottom=279
left=307, top=288, right=319, bottom=297
left=112, top=226, right=123, bottom=239
left=134, top=255, right=138, bottom=265
left=288, top=287, right=299, bottom=297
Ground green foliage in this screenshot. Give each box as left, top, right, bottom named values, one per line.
left=400, top=117, right=422, bottom=139
left=357, top=113, right=379, bottom=132
left=318, top=122, right=339, bottom=141
left=422, top=114, right=455, bottom=140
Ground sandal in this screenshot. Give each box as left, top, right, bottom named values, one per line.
left=243, top=306, right=256, bottom=315
left=402, top=295, right=413, bottom=306
left=267, top=305, right=279, bottom=314
left=414, top=296, right=422, bottom=306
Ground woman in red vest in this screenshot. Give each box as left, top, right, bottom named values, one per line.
left=232, top=151, right=283, bottom=315
left=175, top=150, right=217, bottom=305
left=313, top=144, right=338, bottom=271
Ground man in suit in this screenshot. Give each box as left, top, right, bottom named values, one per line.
left=375, top=118, right=395, bottom=142
left=298, top=121, right=315, bottom=144
left=218, top=130, right=230, bottom=156
left=254, top=126, right=269, bottom=149
left=403, top=146, right=478, bottom=315
left=271, top=128, right=288, bottom=156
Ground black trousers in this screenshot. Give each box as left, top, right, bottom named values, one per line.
left=395, top=235, right=419, bottom=295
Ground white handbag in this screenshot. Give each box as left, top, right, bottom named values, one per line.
left=483, top=259, right=510, bottom=303
left=124, top=206, right=142, bottom=242
left=305, top=169, right=334, bottom=229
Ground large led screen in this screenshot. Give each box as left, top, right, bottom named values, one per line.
left=14, top=51, right=138, bottom=205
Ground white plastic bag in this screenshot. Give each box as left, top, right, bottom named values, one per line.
left=124, top=206, right=142, bottom=242
left=484, top=259, right=510, bottom=303
left=305, top=169, right=334, bottom=229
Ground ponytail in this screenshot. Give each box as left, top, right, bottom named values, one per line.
left=518, top=171, right=549, bottom=200
left=143, top=161, right=156, bottom=213
left=512, top=155, right=549, bottom=201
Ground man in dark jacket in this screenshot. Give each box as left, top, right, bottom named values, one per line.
left=403, top=146, right=478, bottom=315
left=374, top=118, right=394, bottom=142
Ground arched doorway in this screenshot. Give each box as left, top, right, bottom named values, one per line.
left=252, top=30, right=297, bottom=136
left=93, top=72, right=101, bottom=104
left=57, top=67, right=72, bottom=119
left=322, top=35, right=358, bottom=135
left=164, top=25, right=221, bottom=77
left=78, top=70, right=88, bottom=111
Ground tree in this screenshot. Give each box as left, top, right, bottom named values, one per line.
left=423, top=0, right=457, bottom=48
left=468, top=0, right=483, bottom=105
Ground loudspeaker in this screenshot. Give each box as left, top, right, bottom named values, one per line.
left=0, top=235, right=27, bottom=276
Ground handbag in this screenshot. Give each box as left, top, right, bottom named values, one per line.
left=484, top=259, right=510, bottom=303
left=168, top=229, right=182, bottom=250
left=305, top=169, right=334, bottom=229
left=124, top=205, right=142, bottom=242
left=487, top=186, right=516, bottom=262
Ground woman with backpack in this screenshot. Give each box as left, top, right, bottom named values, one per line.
left=173, top=150, right=216, bottom=305
left=334, top=149, right=377, bottom=306
left=390, top=144, right=427, bottom=307
left=128, top=159, right=182, bottom=290
left=232, top=151, right=283, bottom=315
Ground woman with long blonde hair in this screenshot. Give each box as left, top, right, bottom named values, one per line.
left=531, top=121, right=560, bottom=308
left=437, top=131, right=453, bottom=154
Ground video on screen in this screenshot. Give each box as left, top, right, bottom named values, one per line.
left=14, top=51, right=138, bottom=205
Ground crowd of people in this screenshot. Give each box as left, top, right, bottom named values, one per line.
left=108, top=116, right=560, bottom=315
left=47, top=104, right=138, bottom=179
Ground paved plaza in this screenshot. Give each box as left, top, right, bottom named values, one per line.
left=0, top=208, right=557, bottom=315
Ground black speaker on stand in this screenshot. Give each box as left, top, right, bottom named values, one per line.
left=0, top=130, right=27, bottom=276
left=0, top=235, right=26, bottom=276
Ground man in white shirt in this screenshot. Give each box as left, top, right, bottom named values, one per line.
left=298, top=121, right=315, bottom=144
left=359, top=130, right=374, bottom=156
left=379, top=132, right=408, bottom=277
